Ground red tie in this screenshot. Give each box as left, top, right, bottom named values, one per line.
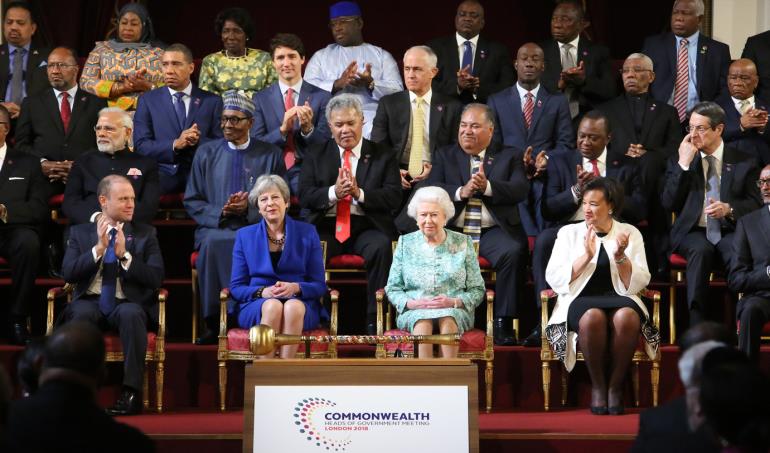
left=590, top=158, right=600, bottom=177
left=60, top=92, right=71, bottom=134
left=335, top=149, right=353, bottom=243
left=523, top=92, right=534, bottom=129
left=283, top=88, right=296, bottom=169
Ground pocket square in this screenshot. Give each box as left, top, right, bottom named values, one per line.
left=38, top=60, right=47, bottom=67
left=8, top=177, right=25, bottom=180
left=127, top=168, right=143, bottom=176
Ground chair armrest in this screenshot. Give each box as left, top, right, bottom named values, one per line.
left=640, top=287, right=661, bottom=330
left=219, top=288, right=230, bottom=337
left=328, top=289, right=339, bottom=336
left=540, top=289, right=557, bottom=339
left=157, top=288, right=168, bottom=338
left=46, top=285, right=73, bottom=336
left=485, top=289, right=495, bottom=339
left=376, top=289, right=385, bottom=335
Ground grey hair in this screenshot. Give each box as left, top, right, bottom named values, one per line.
left=404, top=45, right=438, bottom=69
left=325, top=93, right=364, bottom=122
left=248, top=174, right=290, bottom=207
left=678, top=340, right=725, bottom=389
left=675, top=0, right=705, bottom=16
left=462, top=102, right=495, bottom=126
left=98, top=107, right=133, bottom=129
left=407, top=186, right=455, bottom=223
left=625, top=53, right=654, bottom=71
left=691, top=101, right=726, bottom=127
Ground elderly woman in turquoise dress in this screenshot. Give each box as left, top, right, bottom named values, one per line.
left=385, top=186, right=485, bottom=358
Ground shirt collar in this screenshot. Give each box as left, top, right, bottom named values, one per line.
left=0, top=142, right=7, bottom=161
left=455, top=32, right=479, bottom=47
left=167, top=82, right=193, bottom=97
left=279, top=79, right=303, bottom=96
left=337, top=139, right=363, bottom=159
left=560, top=35, right=580, bottom=50
left=53, top=85, right=78, bottom=99
left=9, top=43, right=30, bottom=54
left=700, top=140, right=724, bottom=162
left=731, top=95, right=755, bottom=107
left=516, top=82, right=540, bottom=99
left=227, top=137, right=251, bottom=150
left=676, top=30, right=699, bottom=45
left=583, top=147, right=607, bottom=165
left=408, top=89, right=432, bottom=105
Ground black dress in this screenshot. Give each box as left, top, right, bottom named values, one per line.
left=567, top=236, right=644, bottom=328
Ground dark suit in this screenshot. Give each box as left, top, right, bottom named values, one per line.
left=133, top=85, right=223, bottom=194
left=0, top=149, right=48, bottom=318
left=6, top=380, right=155, bottom=453
left=62, top=149, right=160, bottom=225
left=728, top=206, right=770, bottom=361
left=631, top=396, right=719, bottom=453
left=540, top=36, right=617, bottom=121
left=742, top=30, right=770, bottom=103
left=661, top=146, right=761, bottom=319
left=428, top=142, right=529, bottom=317
left=643, top=32, right=731, bottom=108
left=533, top=148, right=647, bottom=307
left=0, top=43, right=50, bottom=103
left=299, top=139, right=401, bottom=319
left=715, top=94, right=770, bottom=165
left=60, top=221, right=163, bottom=390
left=428, top=34, right=515, bottom=104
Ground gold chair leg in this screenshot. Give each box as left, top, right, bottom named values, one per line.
left=513, top=318, right=520, bottom=342
left=143, top=368, right=149, bottom=409
left=542, top=361, right=551, bottom=411
left=669, top=280, right=677, bottom=344
left=632, top=362, right=640, bottom=407
left=560, top=367, right=568, bottom=407
left=652, top=360, right=660, bottom=407
left=156, top=361, right=164, bottom=413
left=484, top=359, right=493, bottom=413
left=218, top=361, right=227, bottom=412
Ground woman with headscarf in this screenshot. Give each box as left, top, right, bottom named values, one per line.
left=80, top=3, right=164, bottom=111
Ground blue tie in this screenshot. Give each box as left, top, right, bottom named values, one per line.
left=98, top=229, right=118, bottom=315
left=173, top=92, right=186, bottom=129
left=461, top=41, right=474, bottom=74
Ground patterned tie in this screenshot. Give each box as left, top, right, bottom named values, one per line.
left=283, top=88, right=296, bottom=170
left=335, top=149, right=353, bottom=243
left=173, top=92, right=187, bottom=129
left=704, top=155, right=721, bottom=245
left=560, top=43, right=579, bottom=118
left=408, top=97, right=425, bottom=177
left=674, top=38, right=690, bottom=122
left=523, top=92, right=534, bottom=129
left=738, top=99, right=751, bottom=115
left=462, top=41, right=473, bottom=73
left=590, top=158, right=600, bottom=176
left=98, top=229, right=118, bottom=315
left=10, top=47, right=25, bottom=105
left=60, top=92, right=71, bottom=134
left=462, top=155, right=483, bottom=242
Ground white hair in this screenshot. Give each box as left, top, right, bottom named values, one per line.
left=678, top=340, right=726, bottom=389
left=248, top=174, right=290, bottom=208
left=407, top=186, right=455, bottom=223
left=675, top=0, right=705, bottom=16
left=325, top=93, right=364, bottom=122
left=625, top=53, right=654, bottom=71
left=98, top=107, right=133, bottom=129
left=404, top=45, right=438, bottom=69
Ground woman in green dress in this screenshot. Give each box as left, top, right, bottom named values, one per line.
left=385, top=186, right=485, bottom=358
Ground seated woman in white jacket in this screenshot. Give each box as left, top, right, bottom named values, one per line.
left=545, top=178, right=659, bottom=416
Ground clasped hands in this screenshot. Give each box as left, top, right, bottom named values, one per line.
left=740, top=107, right=768, bottom=131
left=280, top=101, right=315, bottom=136
left=334, top=167, right=360, bottom=200
left=572, top=164, right=596, bottom=197
left=333, top=60, right=373, bottom=92
left=406, top=295, right=459, bottom=310
left=400, top=163, right=432, bottom=189
left=94, top=215, right=126, bottom=258
left=523, top=146, right=548, bottom=179
left=459, top=164, right=487, bottom=199
left=456, top=65, right=479, bottom=93
left=41, top=160, right=73, bottom=183
left=114, top=68, right=153, bottom=95
left=262, top=281, right=300, bottom=299
left=174, top=123, right=200, bottom=150
left=557, top=61, right=586, bottom=90
left=222, top=191, right=248, bottom=217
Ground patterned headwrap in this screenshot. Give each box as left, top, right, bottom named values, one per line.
left=222, top=90, right=255, bottom=117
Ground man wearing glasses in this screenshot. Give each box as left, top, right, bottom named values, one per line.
left=15, top=47, right=106, bottom=195
left=661, top=101, right=762, bottom=326
left=62, top=107, right=159, bottom=225
left=184, top=90, right=285, bottom=344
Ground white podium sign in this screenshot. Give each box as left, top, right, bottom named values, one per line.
left=251, top=385, right=469, bottom=453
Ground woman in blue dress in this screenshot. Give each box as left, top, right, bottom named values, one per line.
left=230, top=175, right=327, bottom=358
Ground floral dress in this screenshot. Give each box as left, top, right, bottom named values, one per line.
left=198, top=48, right=277, bottom=98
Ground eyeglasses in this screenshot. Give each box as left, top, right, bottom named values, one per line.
left=220, top=115, right=249, bottom=125
left=756, top=179, right=770, bottom=188
left=46, top=63, right=77, bottom=70
left=685, top=125, right=714, bottom=134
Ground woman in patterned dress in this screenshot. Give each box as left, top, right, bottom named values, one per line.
left=79, top=3, right=164, bottom=111
left=198, top=7, right=277, bottom=98
left=385, top=186, right=485, bottom=358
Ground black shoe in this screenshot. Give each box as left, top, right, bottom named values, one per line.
left=194, top=328, right=218, bottom=345
left=10, top=323, right=30, bottom=346
left=590, top=406, right=609, bottom=415
left=107, top=388, right=142, bottom=416
left=493, top=318, right=516, bottom=346
left=608, top=405, right=625, bottom=415
left=521, top=325, right=542, bottom=347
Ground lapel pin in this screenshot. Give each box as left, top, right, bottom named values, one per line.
left=480, top=50, right=487, bottom=59
left=194, top=98, right=201, bottom=105
left=32, top=50, right=38, bottom=55
left=537, top=99, right=542, bottom=107
left=363, top=154, right=370, bottom=164
left=582, top=50, right=588, bottom=57
left=650, top=103, right=656, bottom=111
left=6, top=160, right=12, bottom=166
left=437, top=104, right=444, bottom=112
left=612, top=160, right=619, bottom=166
left=700, top=45, right=707, bottom=54
left=81, top=96, right=87, bottom=102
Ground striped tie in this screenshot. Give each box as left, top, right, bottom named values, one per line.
left=523, top=92, right=534, bottom=129
left=462, top=155, right=483, bottom=242
left=674, top=38, right=689, bottom=122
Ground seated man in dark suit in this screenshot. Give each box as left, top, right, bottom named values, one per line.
left=524, top=110, right=647, bottom=346
left=728, top=165, right=770, bottom=363
left=642, top=0, right=730, bottom=124
left=63, top=107, right=159, bottom=225
left=184, top=91, right=286, bottom=344
left=299, top=93, right=401, bottom=334
left=251, top=33, right=331, bottom=197
left=742, top=30, right=770, bottom=103
left=598, top=52, right=682, bottom=274
left=372, top=45, right=462, bottom=232
left=428, top=0, right=514, bottom=104
left=715, top=58, right=770, bottom=165
left=16, top=47, right=106, bottom=194
left=133, top=43, right=223, bottom=195
left=540, top=0, right=616, bottom=123
left=0, top=104, right=48, bottom=344
left=661, top=101, right=762, bottom=325
left=60, top=175, right=164, bottom=416
left=428, top=103, right=529, bottom=345
left=488, top=42, right=573, bottom=235
left=6, top=322, right=155, bottom=452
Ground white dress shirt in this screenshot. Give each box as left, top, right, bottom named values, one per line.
left=516, top=82, right=541, bottom=111
left=455, top=32, right=479, bottom=69
left=402, top=89, right=432, bottom=165
left=0, top=142, right=6, bottom=173
left=453, top=149, right=495, bottom=228
left=570, top=147, right=608, bottom=221
left=327, top=139, right=366, bottom=216
left=168, top=82, right=193, bottom=115
left=52, top=85, right=78, bottom=112
left=560, top=35, right=580, bottom=69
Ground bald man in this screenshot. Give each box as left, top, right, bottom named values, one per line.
left=715, top=58, right=770, bottom=166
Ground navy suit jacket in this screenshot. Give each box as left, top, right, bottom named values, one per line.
left=643, top=32, right=731, bottom=106
left=715, top=94, right=770, bottom=165
left=133, top=85, right=223, bottom=177
left=61, top=222, right=164, bottom=312
left=541, top=147, right=647, bottom=225
left=427, top=141, right=529, bottom=237
left=230, top=216, right=327, bottom=304
left=661, top=146, right=762, bottom=251
left=742, top=30, right=770, bottom=103
left=0, top=43, right=50, bottom=102
left=250, top=81, right=331, bottom=194
left=729, top=207, right=770, bottom=304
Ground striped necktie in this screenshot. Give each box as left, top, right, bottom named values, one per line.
left=462, top=155, right=483, bottom=242
left=674, top=38, right=689, bottom=122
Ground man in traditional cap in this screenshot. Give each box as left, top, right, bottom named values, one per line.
left=304, top=1, right=403, bottom=139
left=184, top=90, right=286, bottom=344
